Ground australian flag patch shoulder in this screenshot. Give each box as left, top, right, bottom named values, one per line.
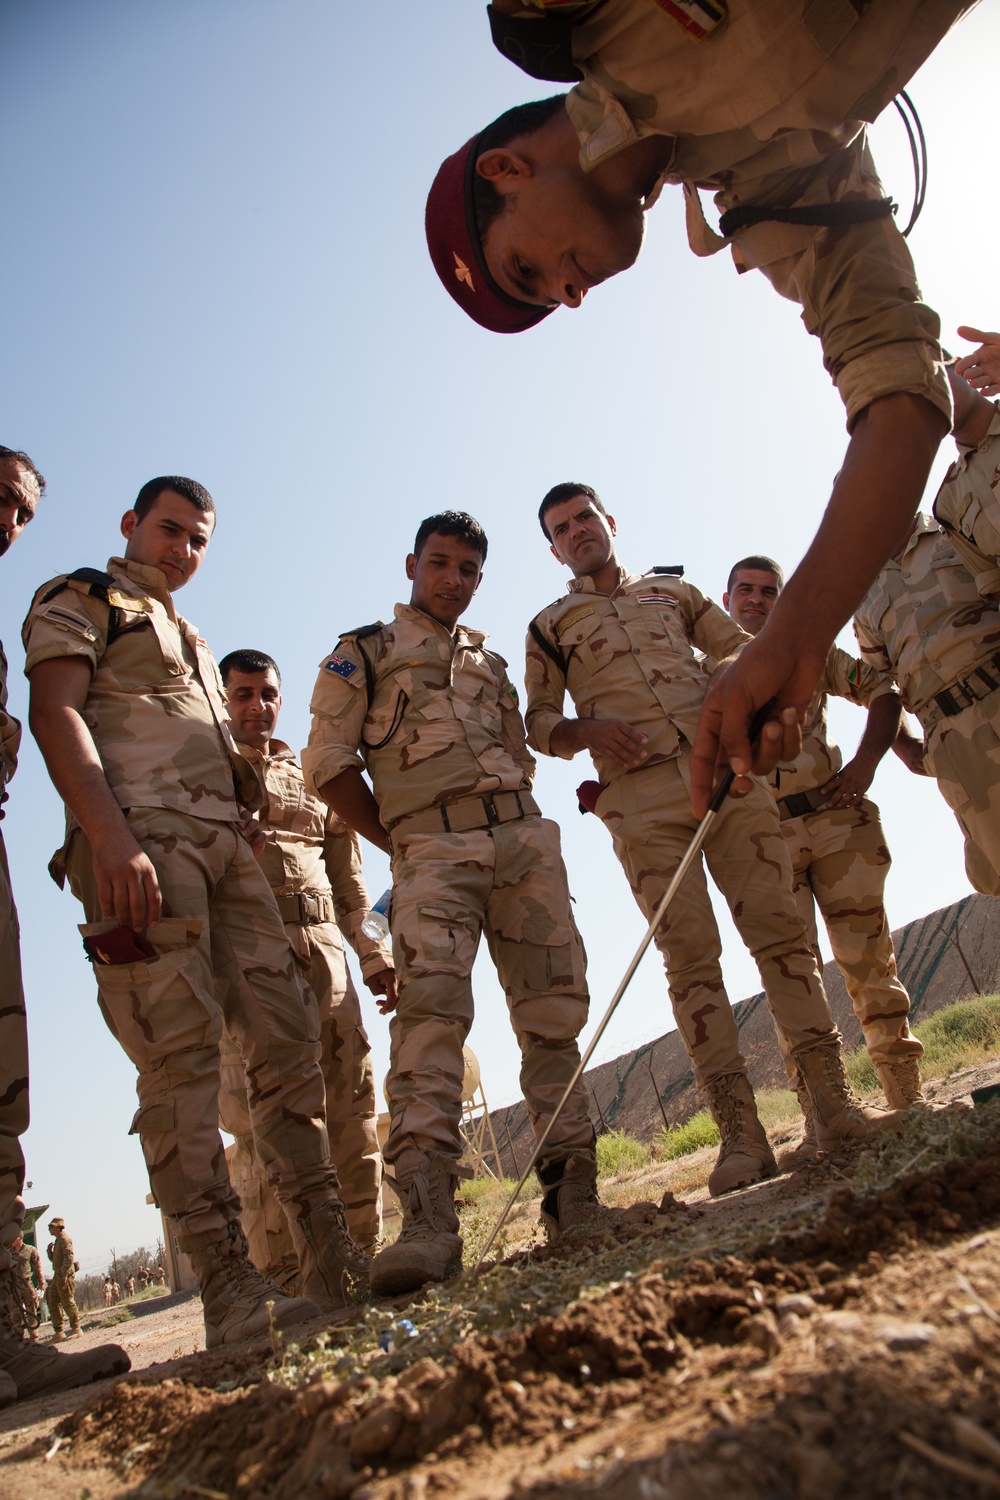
left=323, top=654, right=358, bottom=679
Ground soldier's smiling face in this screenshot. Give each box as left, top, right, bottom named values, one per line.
left=724, top=568, right=781, bottom=637
left=120, top=491, right=215, bottom=590
left=545, top=495, right=617, bottom=577
left=406, top=531, right=483, bottom=630
left=225, top=667, right=282, bottom=751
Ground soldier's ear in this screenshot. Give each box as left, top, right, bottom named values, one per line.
left=121, top=509, right=139, bottom=542
left=475, top=148, right=534, bottom=186
left=405, top=552, right=417, bottom=582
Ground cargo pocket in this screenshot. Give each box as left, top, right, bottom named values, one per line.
left=396, top=900, right=477, bottom=982
left=80, top=917, right=217, bottom=1070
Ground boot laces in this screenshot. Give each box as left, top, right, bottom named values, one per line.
left=395, top=1162, right=455, bottom=1245
left=311, top=1202, right=372, bottom=1276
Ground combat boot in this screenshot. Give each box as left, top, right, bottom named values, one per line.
left=796, top=1041, right=904, bottom=1149
left=777, top=1069, right=819, bottom=1170
left=370, top=1149, right=465, bottom=1296
left=182, top=1221, right=321, bottom=1349
left=289, top=1200, right=372, bottom=1312
left=703, top=1073, right=778, bottom=1196
left=875, top=1055, right=940, bottom=1110
left=0, top=1265, right=130, bottom=1401
left=538, top=1147, right=627, bottom=1239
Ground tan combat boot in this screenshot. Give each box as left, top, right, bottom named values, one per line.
left=370, top=1149, right=465, bottom=1296
left=875, top=1055, right=939, bottom=1110
left=796, top=1041, right=904, bottom=1149
left=182, top=1221, right=321, bottom=1349
left=777, top=1068, right=819, bottom=1170
left=289, top=1200, right=372, bottom=1312
left=0, top=1264, right=130, bottom=1401
left=538, top=1147, right=628, bottom=1238
left=702, top=1072, right=778, bottom=1196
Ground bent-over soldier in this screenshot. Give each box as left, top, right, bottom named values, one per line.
left=218, top=648, right=393, bottom=1263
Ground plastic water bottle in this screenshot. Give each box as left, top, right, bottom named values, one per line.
left=361, top=887, right=391, bottom=941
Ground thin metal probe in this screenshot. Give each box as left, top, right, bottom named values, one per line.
left=469, top=702, right=776, bottom=1278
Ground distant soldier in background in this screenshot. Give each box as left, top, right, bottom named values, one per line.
left=103, top=1279, right=113, bottom=1308
left=10, top=1236, right=43, bottom=1341
left=154, top=1265, right=165, bottom=1287
left=218, top=648, right=393, bottom=1268
left=46, top=1218, right=81, bottom=1341
left=126, top=1275, right=135, bottom=1298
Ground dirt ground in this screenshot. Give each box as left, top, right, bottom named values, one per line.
left=4, top=1062, right=1000, bottom=1500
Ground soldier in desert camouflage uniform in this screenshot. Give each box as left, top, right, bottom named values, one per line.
left=45, top=1218, right=81, bottom=1340
left=10, top=1236, right=43, bottom=1340
left=217, top=647, right=393, bottom=1262
left=526, top=485, right=900, bottom=1195
left=724, top=556, right=926, bottom=1135
left=929, top=358, right=1000, bottom=601
left=854, top=513, right=1000, bottom=898
left=305, top=511, right=611, bottom=1296
left=24, top=477, right=369, bottom=1348
left=0, top=446, right=128, bottom=1404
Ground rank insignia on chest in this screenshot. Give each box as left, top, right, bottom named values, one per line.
left=107, top=591, right=152, bottom=612
left=323, top=654, right=358, bottom=678
left=555, top=604, right=595, bottom=638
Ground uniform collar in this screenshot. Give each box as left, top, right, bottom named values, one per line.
left=235, top=737, right=295, bottom=766
left=568, top=563, right=630, bottom=595
left=393, top=601, right=487, bottom=648
left=108, top=555, right=174, bottom=606
left=897, top=512, right=942, bottom=564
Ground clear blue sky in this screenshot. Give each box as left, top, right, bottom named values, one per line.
left=2, top=1, right=997, bottom=1271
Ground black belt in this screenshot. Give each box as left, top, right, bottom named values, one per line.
left=776, top=785, right=829, bottom=821
left=931, top=651, right=1000, bottom=721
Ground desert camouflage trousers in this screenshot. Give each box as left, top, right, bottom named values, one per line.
left=220, top=918, right=381, bottom=1260
left=925, top=701, right=1000, bottom=897
left=64, top=808, right=340, bottom=1246
left=385, top=816, right=593, bottom=1171
left=0, top=832, right=28, bottom=1275
left=46, top=1275, right=79, bottom=1333
left=596, top=756, right=839, bottom=1089
left=780, top=799, right=921, bottom=1071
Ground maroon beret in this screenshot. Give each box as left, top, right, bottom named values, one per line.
left=425, top=133, right=554, bottom=335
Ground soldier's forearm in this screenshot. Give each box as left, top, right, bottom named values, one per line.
left=316, top=769, right=390, bottom=855
left=853, top=692, right=902, bottom=770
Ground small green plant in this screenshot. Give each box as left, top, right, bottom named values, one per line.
left=596, top=1129, right=652, bottom=1178
left=103, top=1307, right=133, bottom=1325
left=845, top=992, right=1000, bottom=1096
left=456, top=1175, right=517, bottom=1209
left=653, top=1110, right=720, bottom=1160
left=753, top=1088, right=800, bottom=1130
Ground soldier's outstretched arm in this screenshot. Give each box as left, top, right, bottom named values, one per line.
left=315, top=767, right=390, bottom=856
left=955, top=326, right=1000, bottom=398
left=690, top=390, right=947, bottom=817
left=28, top=656, right=162, bottom=929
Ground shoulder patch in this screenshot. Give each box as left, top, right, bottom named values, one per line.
left=554, top=604, right=595, bottom=638
left=107, top=590, right=152, bottom=612
left=341, top=621, right=385, bottom=641
left=323, top=654, right=359, bottom=679
left=652, top=565, right=685, bottom=577
left=638, top=594, right=678, bottom=606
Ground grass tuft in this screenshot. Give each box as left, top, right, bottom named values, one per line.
left=847, top=992, right=1000, bottom=1096
left=653, top=1110, right=720, bottom=1160
left=596, top=1129, right=652, bottom=1178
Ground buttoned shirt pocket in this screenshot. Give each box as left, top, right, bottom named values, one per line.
left=558, top=607, right=613, bottom=676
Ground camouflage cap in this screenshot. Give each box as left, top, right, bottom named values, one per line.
left=425, top=134, right=554, bottom=335
left=48, top=1217, right=65, bottom=1230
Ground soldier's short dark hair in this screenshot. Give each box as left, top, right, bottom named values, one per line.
left=133, top=475, right=216, bottom=524
left=726, top=555, right=784, bottom=594
left=0, top=445, right=46, bottom=495
left=538, top=482, right=607, bottom=541
left=414, top=511, right=488, bottom=564
left=218, top=649, right=281, bottom=686
left=471, top=95, right=567, bottom=243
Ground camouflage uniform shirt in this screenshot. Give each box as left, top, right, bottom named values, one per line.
left=933, top=402, right=1000, bottom=600
left=22, top=557, right=259, bottom=823
left=550, top=0, right=966, bottom=425
left=525, top=567, right=748, bottom=782
left=853, top=516, right=1000, bottom=728
left=0, top=639, right=20, bottom=793
left=771, top=645, right=898, bottom=800
left=239, top=738, right=391, bottom=981
left=303, top=603, right=534, bottom=830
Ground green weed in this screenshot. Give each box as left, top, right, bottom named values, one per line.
left=596, top=1129, right=652, bottom=1178
left=653, top=1111, right=720, bottom=1160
